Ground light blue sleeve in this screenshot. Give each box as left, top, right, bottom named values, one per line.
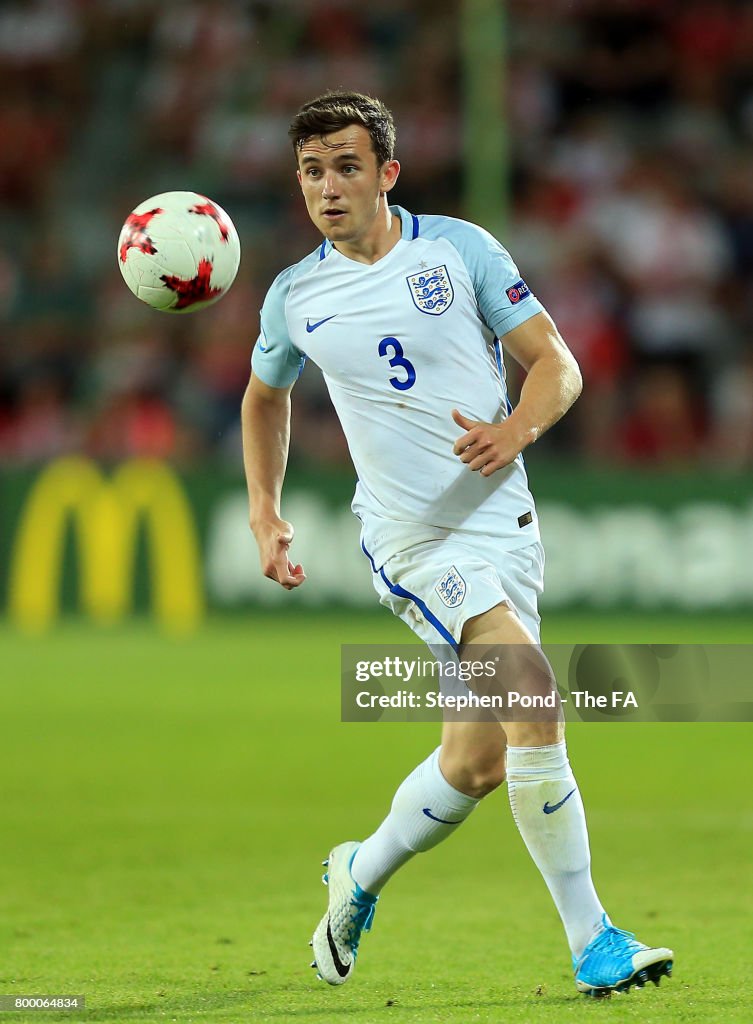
left=423, top=216, right=544, bottom=338
left=251, top=265, right=306, bottom=389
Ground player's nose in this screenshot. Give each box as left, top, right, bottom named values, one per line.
left=321, top=172, right=340, bottom=199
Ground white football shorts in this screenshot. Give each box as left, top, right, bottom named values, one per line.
left=365, top=537, right=545, bottom=649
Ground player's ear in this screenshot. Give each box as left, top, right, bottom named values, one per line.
left=380, top=159, right=400, bottom=195
left=296, top=169, right=303, bottom=189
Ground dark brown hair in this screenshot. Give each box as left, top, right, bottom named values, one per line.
left=288, top=91, right=396, bottom=167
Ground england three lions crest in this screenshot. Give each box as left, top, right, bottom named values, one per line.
left=435, top=566, right=466, bottom=608
left=407, top=265, right=454, bottom=316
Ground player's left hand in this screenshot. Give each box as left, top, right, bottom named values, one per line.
left=451, top=408, right=530, bottom=476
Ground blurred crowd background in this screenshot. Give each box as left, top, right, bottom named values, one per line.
left=1, top=0, right=753, bottom=470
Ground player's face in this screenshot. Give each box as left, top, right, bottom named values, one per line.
left=296, top=125, right=399, bottom=250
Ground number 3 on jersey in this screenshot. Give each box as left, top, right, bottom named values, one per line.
left=378, top=336, right=416, bottom=392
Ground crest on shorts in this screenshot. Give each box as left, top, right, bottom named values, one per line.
left=406, top=265, right=454, bottom=316
left=435, top=565, right=466, bottom=608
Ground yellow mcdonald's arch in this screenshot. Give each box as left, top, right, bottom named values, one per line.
left=8, top=456, right=204, bottom=633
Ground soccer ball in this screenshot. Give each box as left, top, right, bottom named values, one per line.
left=117, top=190, right=241, bottom=313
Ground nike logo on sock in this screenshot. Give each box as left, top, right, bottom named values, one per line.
left=326, top=920, right=350, bottom=977
left=542, top=788, right=576, bottom=814
left=422, top=807, right=463, bottom=825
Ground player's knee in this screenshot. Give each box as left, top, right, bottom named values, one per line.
left=468, top=760, right=507, bottom=798
left=504, top=721, right=564, bottom=748
left=478, top=764, right=507, bottom=797
left=444, top=754, right=507, bottom=799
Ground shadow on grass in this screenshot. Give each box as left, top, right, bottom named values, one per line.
left=0, top=988, right=580, bottom=1023
left=0, top=984, right=695, bottom=1023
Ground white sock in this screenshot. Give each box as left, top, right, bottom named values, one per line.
left=351, top=747, right=479, bottom=895
left=506, top=741, right=607, bottom=958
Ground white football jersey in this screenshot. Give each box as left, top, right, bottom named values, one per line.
left=252, top=206, right=545, bottom=568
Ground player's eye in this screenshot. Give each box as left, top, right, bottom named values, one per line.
left=342, top=165, right=358, bottom=174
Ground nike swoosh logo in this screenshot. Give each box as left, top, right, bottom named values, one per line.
left=543, top=788, right=576, bottom=814
left=326, top=920, right=350, bottom=978
left=422, top=807, right=462, bottom=825
left=306, top=315, right=337, bottom=333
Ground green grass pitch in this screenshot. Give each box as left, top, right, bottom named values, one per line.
left=0, top=611, right=751, bottom=1023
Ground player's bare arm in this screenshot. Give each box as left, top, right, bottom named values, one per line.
left=452, top=310, right=582, bottom=476
left=241, top=373, right=305, bottom=589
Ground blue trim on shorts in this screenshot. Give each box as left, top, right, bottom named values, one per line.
left=360, top=539, right=378, bottom=573
left=360, top=540, right=459, bottom=652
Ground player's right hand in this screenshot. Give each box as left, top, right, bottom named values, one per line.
left=253, top=517, right=306, bottom=590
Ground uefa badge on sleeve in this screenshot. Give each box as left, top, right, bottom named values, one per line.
left=505, top=279, right=531, bottom=305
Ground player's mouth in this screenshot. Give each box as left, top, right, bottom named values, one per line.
left=322, top=208, right=346, bottom=221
